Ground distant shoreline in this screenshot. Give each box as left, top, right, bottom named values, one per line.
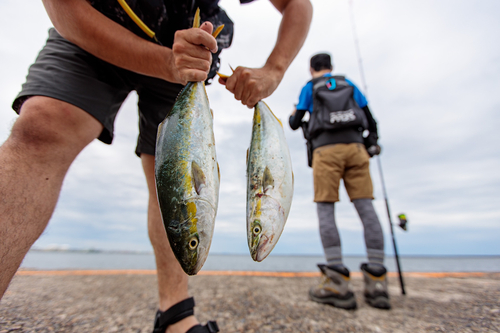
left=22, top=251, right=500, bottom=272
left=28, top=249, right=500, bottom=258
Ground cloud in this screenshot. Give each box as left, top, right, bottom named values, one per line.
left=2, top=0, right=500, bottom=257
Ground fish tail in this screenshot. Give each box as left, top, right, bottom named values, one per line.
left=193, top=8, right=201, bottom=28
left=212, top=25, right=225, bottom=38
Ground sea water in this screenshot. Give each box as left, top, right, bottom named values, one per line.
left=20, top=250, right=500, bottom=272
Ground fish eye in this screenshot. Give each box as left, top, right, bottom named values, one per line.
left=252, top=222, right=262, bottom=236
left=188, top=236, right=199, bottom=250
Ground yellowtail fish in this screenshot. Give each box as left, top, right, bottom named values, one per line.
left=155, top=9, right=223, bottom=275
left=246, top=101, right=294, bottom=262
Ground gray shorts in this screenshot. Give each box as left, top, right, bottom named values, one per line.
left=13, top=28, right=184, bottom=156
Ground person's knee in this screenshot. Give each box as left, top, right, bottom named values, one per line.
left=9, top=97, right=102, bottom=159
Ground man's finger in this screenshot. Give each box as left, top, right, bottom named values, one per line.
left=176, top=57, right=211, bottom=73
left=200, top=21, right=213, bottom=34
left=197, top=22, right=218, bottom=53
left=182, top=29, right=217, bottom=53
left=174, top=43, right=212, bottom=65
left=218, top=76, right=227, bottom=85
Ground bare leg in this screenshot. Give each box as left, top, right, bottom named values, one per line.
left=141, top=154, right=199, bottom=333
left=0, top=97, right=103, bottom=297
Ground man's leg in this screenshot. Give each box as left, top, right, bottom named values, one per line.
left=309, top=145, right=356, bottom=309
left=317, top=202, right=342, bottom=266
left=343, top=144, right=384, bottom=263
left=353, top=199, right=391, bottom=309
left=140, top=154, right=199, bottom=333
left=344, top=142, right=390, bottom=309
left=0, top=97, right=103, bottom=297
left=353, top=198, right=385, bottom=264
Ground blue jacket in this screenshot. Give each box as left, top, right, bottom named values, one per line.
left=296, top=73, right=368, bottom=113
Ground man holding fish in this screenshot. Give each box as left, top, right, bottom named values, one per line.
left=0, top=0, right=312, bottom=332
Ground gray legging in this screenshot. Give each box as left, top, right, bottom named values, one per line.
left=317, top=198, right=384, bottom=266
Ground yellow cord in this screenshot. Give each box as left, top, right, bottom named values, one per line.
left=117, top=3, right=223, bottom=45
left=117, top=0, right=157, bottom=41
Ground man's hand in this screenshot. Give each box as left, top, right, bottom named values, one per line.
left=366, top=145, right=382, bottom=157
left=364, top=132, right=381, bottom=157
left=364, top=132, right=378, bottom=147
left=170, top=21, right=218, bottom=85
left=218, top=0, right=312, bottom=108
left=218, top=66, right=283, bottom=108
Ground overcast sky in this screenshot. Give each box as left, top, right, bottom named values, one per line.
left=0, top=0, right=499, bottom=259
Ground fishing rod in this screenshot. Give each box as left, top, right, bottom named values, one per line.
left=349, top=0, right=406, bottom=295
left=376, top=156, right=406, bottom=295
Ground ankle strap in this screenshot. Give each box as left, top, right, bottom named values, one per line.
left=154, top=297, right=195, bottom=331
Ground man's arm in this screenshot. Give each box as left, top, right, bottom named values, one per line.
left=42, top=0, right=218, bottom=84
left=362, top=105, right=378, bottom=136
left=289, top=82, right=312, bottom=130
left=219, top=0, right=313, bottom=107
left=289, top=108, right=307, bottom=130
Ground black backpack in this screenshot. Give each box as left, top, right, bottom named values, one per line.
left=306, top=75, right=368, bottom=140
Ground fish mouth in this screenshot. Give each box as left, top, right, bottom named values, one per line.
left=169, top=197, right=216, bottom=275
left=252, top=235, right=271, bottom=262
left=187, top=260, right=205, bottom=276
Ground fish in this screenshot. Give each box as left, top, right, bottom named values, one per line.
left=246, top=101, right=294, bottom=262
left=154, top=9, right=222, bottom=275
left=155, top=81, right=220, bottom=276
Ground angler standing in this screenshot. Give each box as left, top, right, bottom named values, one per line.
left=289, top=53, right=390, bottom=310
left=0, top=0, right=312, bottom=332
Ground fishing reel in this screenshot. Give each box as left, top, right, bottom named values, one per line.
left=397, top=213, right=408, bottom=231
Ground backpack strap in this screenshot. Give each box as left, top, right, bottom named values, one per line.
left=312, top=75, right=350, bottom=93
left=312, top=76, right=329, bottom=92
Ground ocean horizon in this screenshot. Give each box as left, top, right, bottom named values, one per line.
left=20, top=250, right=500, bottom=273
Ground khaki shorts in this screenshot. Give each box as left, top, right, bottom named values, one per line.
left=312, top=143, right=374, bottom=202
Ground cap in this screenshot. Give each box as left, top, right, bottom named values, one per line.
left=310, top=53, right=332, bottom=71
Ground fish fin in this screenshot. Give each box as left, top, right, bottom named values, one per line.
left=193, top=8, right=201, bottom=28
left=210, top=108, right=214, bottom=118
left=292, top=171, right=295, bottom=186
left=263, top=166, right=274, bottom=193
left=246, top=148, right=249, bottom=165
left=217, top=162, right=220, bottom=181
left=212, top=24, right=225, bottom=38
left=193, top=8, right=223, bottom=37
left=218, top=65, right=235, bottom=80
left=191, top=161, right=206, bottom=195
